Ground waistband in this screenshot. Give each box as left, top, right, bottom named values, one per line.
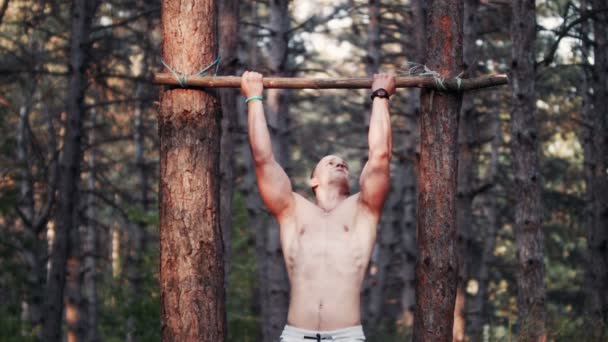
left=280, top=324, right=365, bottom=340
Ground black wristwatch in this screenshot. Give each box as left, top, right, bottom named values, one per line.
left=371, top=88, right=390, bottom=100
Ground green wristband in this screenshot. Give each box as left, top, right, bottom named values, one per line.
left=245, top=96, right=263, bottom=103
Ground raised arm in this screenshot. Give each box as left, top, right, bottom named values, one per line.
left=359, top=73, right=394, bottom=216
left=242, top=71, right=294, bottom=219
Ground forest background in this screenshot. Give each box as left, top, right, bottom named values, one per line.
left=0, top=0, right=606, bottom=341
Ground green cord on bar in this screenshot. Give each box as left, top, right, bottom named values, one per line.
left=245, top=96, right=264, bottom=103
left=160, top=56, right=222, bottom=88
left=455, top=71, right=464, bottom=91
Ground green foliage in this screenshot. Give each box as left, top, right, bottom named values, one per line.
left=227, top=192, right=261, bottom=341
left=126, top=206, right=160, bottom=227
left=99, top=238, right=160, bottom=342
left=0, top=303, right=36, bottom=342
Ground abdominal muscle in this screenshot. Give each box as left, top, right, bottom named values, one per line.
left=281, top=200, right=371, bottom=331
left=287, top=270, right=363, bottom=331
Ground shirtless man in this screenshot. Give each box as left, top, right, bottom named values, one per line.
left=241, top=71, right=394, bottom=341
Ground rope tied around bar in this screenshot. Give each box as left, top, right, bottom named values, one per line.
left=401, top=62, right=465, bottom=110
left=401, top=62, right=465, bottom=91
left=160, top=56, right=222, bottom=88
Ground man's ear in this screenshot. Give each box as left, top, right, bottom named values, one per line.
left=308, top=176, right=319, bottom=189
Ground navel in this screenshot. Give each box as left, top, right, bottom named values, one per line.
left=343, top=224, right=349, bottom=232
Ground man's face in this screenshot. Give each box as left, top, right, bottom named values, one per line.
left=311, top=155, right=350, bottom=192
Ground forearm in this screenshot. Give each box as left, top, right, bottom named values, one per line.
left=368, top=98, right=392, bottom=160
left=247, top=101, right=274, bottom=164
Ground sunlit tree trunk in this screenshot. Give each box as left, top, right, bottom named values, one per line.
left=413, top=0, right=463, bottom=340
left=159, top=0, right=225, bottom=340
left=43, top=1, right=98, bottom=340
left=510, top=0, right=546, bottom=340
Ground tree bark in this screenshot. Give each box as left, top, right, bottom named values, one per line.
left=256, top=1, right=291, bottom=340
left=43, top=1, right=97, bottom=340
left=218, top=0, right=239, bottom=288
left=582, top=0, right=608, bottom=338
left=510, top=0, right=546, bottom=340
left=413, top=0, right=463, bottom=341
left=159, top=1, right=225, bottom=340
left=453, top=1, right=479, bottom=340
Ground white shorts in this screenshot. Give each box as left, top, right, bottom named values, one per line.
left=279, top=324, right=366, bottom=341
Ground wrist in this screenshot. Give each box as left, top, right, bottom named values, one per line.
left=245, top=95, right=264, bottom=104
left=371, top=88, right=391, bottom=101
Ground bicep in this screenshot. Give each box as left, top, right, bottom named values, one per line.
left=255, top=159, right=294, bottom=218
left=358, top=157, right=390, bottom=215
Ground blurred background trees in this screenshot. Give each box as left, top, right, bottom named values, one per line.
left=0, top=0, right=606, bottom=340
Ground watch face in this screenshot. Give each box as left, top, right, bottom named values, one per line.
left=372, top=89, right=389, bottom=99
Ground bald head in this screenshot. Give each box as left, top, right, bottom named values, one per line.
left=310, top=155, right=350, bottom=195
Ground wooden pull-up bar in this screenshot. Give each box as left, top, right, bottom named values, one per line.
left=154, top=74, right=508, bottom=91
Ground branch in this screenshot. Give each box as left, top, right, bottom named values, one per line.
left=287, top=3, right=357, bottom=36
left=83, top=96, right=156, bottom=110
left=34, top=107, right=59, bottom=234
left=153, top=74, right=508, bottom=92
left=90, top=7, right=160, bottom=33
left=537, top=7, right=608, bottom=67
left=0, top=0, right=9, bottom=27
left=14, top=206, right=33, bottom=227
left=472, top=182, right=495, bottom=197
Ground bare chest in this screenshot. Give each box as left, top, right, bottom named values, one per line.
left=282, top=212, right=371, bottom=277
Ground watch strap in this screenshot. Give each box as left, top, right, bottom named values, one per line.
left=371, top=88, right=390, bottom=100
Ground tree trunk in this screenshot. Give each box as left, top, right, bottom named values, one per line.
left=257, top=1, right=291, bottom=339
left=510, top=1, right=546, bottom=340
left=468, top=99, right=501, bottom=340
left=411, top=0, right=427, bottom=64
left=65, top=243, right=84, bottom=342
left=218, top=0, right=239, bottom=287
left=453, top=1, right=479, bottom=340
left=413, top=0, right=462, bottom=341
left=83, top=109, right=98, bottom=342
left=17, top=100, right=46, bottom=337
left=43, top=1, right=97, bottom=340
left=126, top=47, right=150, bottom=342
left=366, top=0, right=381, bottom=77
left=583, top=0, right=608, bottom=337
left=159, top=1, right=225, bottom=340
